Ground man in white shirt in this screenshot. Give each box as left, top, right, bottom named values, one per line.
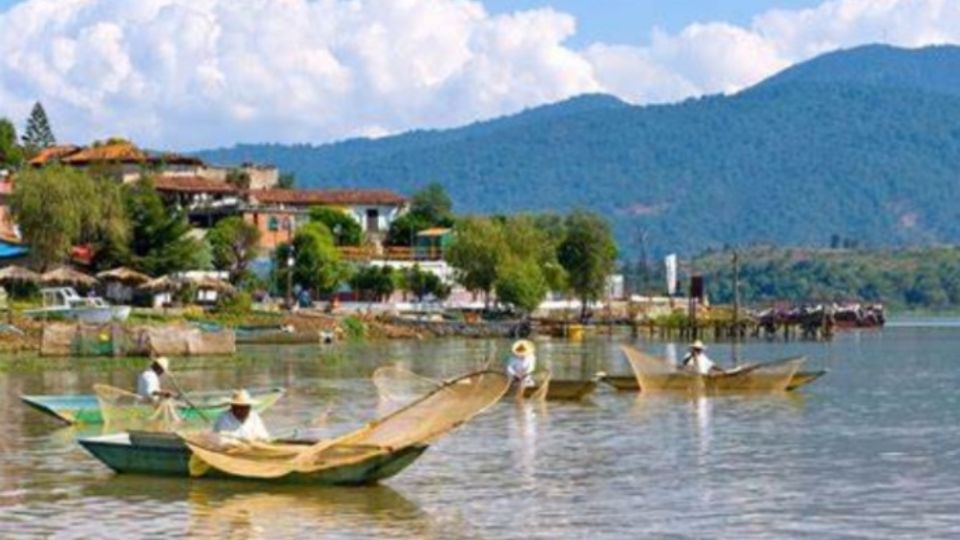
left=137, top=357, right=173, bottom=402
left=506, top=339, right=537, bottom=387
left=681, top=341, right=723, bottom=375
left=213, top=389, right=271, bottom=442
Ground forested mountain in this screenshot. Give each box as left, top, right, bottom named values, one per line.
left=196, top=45, right=960, bottom=257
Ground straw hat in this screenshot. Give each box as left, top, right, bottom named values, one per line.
left=511, top=339, right=535, bottom=357
left=689, top=340, right=706, bottom=351
left=229, top=389, right=257, bottom=407
left=152, top=357, right=170, bottom=372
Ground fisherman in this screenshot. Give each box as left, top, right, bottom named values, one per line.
left=681, top=340, right=723, bottom=375
left=213, top=389, right=271, bottom=442
left=506, top=339, right=537, bottom=387
left=137, top=357, right=173, bottom=402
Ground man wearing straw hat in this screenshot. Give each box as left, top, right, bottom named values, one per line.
left=507, top=339, right=537, bottom=387
left=681, top=340, right=723, bottom=375
left=137, top=357, right=173, bottom=402
left=213, top=389, right=271, bottom=442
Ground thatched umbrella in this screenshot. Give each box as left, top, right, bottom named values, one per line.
left=96, top=267, right=151, bottom=285
left=0, top=265, right=40, bottom=284
left=139, top=275, right=182, bottom=293
left=190, top=276, right=237, bottom=295
left=40, top=267, right=98, bottom=288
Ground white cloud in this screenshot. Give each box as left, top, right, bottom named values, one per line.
left=1, top=0, right=960, bottom=149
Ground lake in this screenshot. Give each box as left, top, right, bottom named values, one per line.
left=3, top=325, right=960, bottom=539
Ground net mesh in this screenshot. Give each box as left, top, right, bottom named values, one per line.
left=372, top=365, right=443, bottom=410
left=93, top=384, right=284, bottom=428
left=621, top=345, right=804, bottom=393
left=181, top=370, right=509, bottom=479
left=93, top=384, right=182, bottom=431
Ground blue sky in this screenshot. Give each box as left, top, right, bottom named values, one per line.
left=484, top=0, right=824, bottom=47
left=0, top=0, right=955, bottom=148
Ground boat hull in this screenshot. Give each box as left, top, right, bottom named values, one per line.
left=79, top=433, right=428, bottom=485
left=520, top=379, right=597, bottom=400
left=621, top=346, right=814, bottom=394
left=601, top=371, right=825, bottom=392
left=20, top=387, right=285, bottom=425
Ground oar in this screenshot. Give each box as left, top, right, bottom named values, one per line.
left=166, top=372, right=212, bottom=425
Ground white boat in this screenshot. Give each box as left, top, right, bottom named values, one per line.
left=24, top=287, right=131, bottom=324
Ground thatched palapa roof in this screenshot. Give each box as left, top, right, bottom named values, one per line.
left=96, top=267, right=151, bottom=285
left=0, top=265, right=40, bottom=283
left=139, top=275, right=181, bottom=293
left=41, top=267, right=98, bottom=287
left=191, top=276, right=236, bottom=294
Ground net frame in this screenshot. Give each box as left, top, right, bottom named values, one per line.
left=181, top=370, right=510, bottom=479
left=621, top=345, right=805, bottom=394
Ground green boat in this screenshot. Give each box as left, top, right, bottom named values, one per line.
left=20, top=387, right=285, bottom=425
left=79, top=431, right=427, bottom=486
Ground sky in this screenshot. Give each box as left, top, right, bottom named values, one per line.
left=0, top=0, right=958, bottom=150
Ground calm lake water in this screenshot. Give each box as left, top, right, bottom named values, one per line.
left=3, top=325, right=960, bottom=539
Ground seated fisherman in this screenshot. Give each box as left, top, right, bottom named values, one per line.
left=506, top=339, right=537, bottom=387
left=680, top=340, right=724, bottom=375
left=137, top=357, right=173, bottom=402
left=213, top=389, right=271, bottom=442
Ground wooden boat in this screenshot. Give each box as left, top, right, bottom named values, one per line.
left=520, top=379, right=597, bottom=400
left=21, top=387, right=285, bottom=425
left=620, top=345, right=819, bottom=394
left=79, top=431, right=427, bottom=486
left=601, top=370, right=826, bottom=392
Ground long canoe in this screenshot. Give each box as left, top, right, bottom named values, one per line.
left=79, top=431, right=426, bottom=486
left=601, top=371, right=826, bottom=392
left=21, top=387, right=285, bottom=425
left=620, top=345, right=820, bottom=394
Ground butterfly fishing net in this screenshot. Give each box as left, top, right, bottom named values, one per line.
left=372, top=365, right=444, bottom=410
left=93, top=384, right=182, bottom=430
left=621, top=345, right=804, bottom=393
left=181, top=370, right=510, bottom=479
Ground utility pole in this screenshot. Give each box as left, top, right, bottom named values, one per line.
left=732, top=251, right=740, bottom=329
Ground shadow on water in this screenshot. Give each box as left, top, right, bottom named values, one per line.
left=79, top=475, right=440, bottom=539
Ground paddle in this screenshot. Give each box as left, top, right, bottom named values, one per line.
left=165, top=371, right=212, bottom=425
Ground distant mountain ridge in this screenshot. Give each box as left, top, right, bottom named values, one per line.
left=195, top=45, right=960, bottom=257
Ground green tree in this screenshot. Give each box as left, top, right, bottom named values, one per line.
left=558, top=210, right=617, bottom=319
left=504, top=214, right=567, bottom=292
left=410, top=182, right=454, bottom=225
left=87, top=178, right=132, bottom=272
left=281, top=222, right=344, bottom=294
left=445, top=216, right=504, bottom=306
left=402, top=264, right=451, bottom=302
left=10, top=166, right=94, bottom=269
left=208, top=216, right=262, bottom=284
left=0, top=118, right=24, bottom=168
left=495, top=256, right=548, bottom=315
left=21, top=102, right=56, bottom=152
left=309, top=207, right=362, bottom=246
left=349, top=265, right=396, bottom=302
left=386, top=183, right=455, bottom=246
left=126, top=177, right=208, bottom=275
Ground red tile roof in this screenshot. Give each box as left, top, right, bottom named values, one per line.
left=248, top=188, right=408, bottom=206
left=153, top=176, right=239, bottom=194
left=28, top=145, right=81, bottom=166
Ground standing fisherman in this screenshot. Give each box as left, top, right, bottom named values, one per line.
left=681, top=340, right=724, bottom=375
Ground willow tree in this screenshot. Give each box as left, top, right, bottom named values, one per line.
left=11, top=166, right=97, bottom=269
